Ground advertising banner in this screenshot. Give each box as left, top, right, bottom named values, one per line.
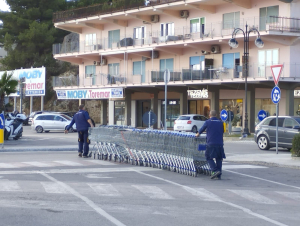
left=56, top=88, right=123, bottom=100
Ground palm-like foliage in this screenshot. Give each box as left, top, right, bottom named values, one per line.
left=0, top=72, right=18, bottom=112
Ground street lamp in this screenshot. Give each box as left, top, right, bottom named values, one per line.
left=228, top=24, right=264, bottom=135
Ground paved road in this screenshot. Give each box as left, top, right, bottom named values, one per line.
left=0, top=151, right=299, bottom=226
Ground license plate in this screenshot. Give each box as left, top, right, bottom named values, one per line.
left=177, top=126, right=184, bottom=129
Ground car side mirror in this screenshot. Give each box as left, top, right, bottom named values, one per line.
left=293, top=125, right=300, bottom=130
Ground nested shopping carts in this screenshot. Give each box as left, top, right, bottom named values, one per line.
left=89, top=126, right=211, bottom=177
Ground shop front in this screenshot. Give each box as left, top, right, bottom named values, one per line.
left=187, top=89, right=210, bottom=118
left=219, top=99, right=243, bottom=127
left=161, top=100, right=180, bottom=128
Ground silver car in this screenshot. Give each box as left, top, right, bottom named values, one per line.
left=31, top=113, right=76, bottom=133
left=254, top=116, right=300, bottom=150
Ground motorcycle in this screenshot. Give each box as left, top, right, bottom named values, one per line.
left=4, top=112, right=27, bottom=140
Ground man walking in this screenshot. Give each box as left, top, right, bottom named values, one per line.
left=195, top=110, right=226, bottom=179
left=65, top=104, right=94, bottom=158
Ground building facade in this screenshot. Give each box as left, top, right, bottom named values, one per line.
left=52, top=0, right=300, bottom=132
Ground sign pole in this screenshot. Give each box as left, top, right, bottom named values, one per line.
left=164, top=78, right=167, bottom=130
left=276, top=103, right=278, bottom=154
left=148, top=110, right=151, bottom=129
left=0, top=111, right=4, bottom=149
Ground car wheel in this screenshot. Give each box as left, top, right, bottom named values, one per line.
left=257, top=135, right=270, bottom=150
left=44, top=131, right=50, bottom=133
left=36, top=126, right=43, bottom=133
left=191, top=126, right=197, bottom=133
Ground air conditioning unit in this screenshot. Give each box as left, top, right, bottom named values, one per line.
left=151, top=15, right=159, bottom=23
left=150, top=50, right=159, bottom=59
left=211, top=45, right=220, bottom=54
left=85, top=74, right=93, bottom=78
left=180, top=10, right=189, bottom=18
left=94, top=61, right=101, bottom=66
left=100, top=58, right=107, bottom=66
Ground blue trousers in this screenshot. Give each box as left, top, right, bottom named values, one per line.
left=205, top=145, right=225, bottom=173
left=207, top=159, right=223, bottom=173
left=78, top=130, right=90, bottom=156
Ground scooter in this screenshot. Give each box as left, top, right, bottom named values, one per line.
left=4, top=112, right=27, bottom=140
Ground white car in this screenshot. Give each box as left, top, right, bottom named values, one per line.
left=31, top=113, right=76, bottom=133
left=174, top=114, right=208, bottom=133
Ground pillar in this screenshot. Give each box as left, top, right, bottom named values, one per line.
left=211, top=90, right=220, bottom=114
left=151, top=92, right=158, bottom=129
left=125, top=90, right=131, bottom=126
left=131, top=100, right=136, bottom=127
left=30, top=96, right=33, bottom=114
left=108, top=100, right=114, bottom=125
left=180, top=89, right=188, bottom=115
left=41, top=96, right=44, bottom=111
left=248, top=88, right=255, bottom=133
left=158, top=100, right=162, bottom=129
left=286, top=89, right=294, bottom=116
left=101, top=99, right=108, bottom=125
left=14, top=97, right=17, bottom=111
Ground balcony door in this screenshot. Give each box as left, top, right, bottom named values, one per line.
left=85, top=65, right=96, bottom=85
left=108, top=63, right=120, bottom=84
left=223, top=12, right=240, bottom=29
left=190, top=18, right=205, bottom=34
left=160, top=58, right=174, bottom=72
left=133, top=61, right=146, bottom=83
left=133, top=27, right=145, bottom=45
left=259, top=5, right=279, bottom=31
left=108, top=29, right=120, bottom=48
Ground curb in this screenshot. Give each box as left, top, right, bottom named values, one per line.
left=226, top=160, right=300, bottom=170
left=223, top=137, right=254, bottom=141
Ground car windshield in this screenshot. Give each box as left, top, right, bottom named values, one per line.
left=60, top=114, right=72, bottom=120
left=293, top=117, right=300, bottom=125
left=178, top=116, right=190, bottom=120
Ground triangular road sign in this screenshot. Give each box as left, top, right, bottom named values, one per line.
left=271, top=64, right=283, bottom=86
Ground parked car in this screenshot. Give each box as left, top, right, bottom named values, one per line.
left=254, top=116, right=300, bottom=150
left=31, top=113, right=76, bottom=133
left=28, top=111, right=52, bottom=125
left=174, top=114, right=208, bottom=133
left=54, top=112, right=77, bottom=118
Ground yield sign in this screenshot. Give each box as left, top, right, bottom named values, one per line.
left=271, top=64, right=283, bottom=86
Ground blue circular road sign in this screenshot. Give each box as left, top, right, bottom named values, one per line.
left=0, top=114, right=4, bottom=129
left=258, top=110, right=267, bottom=121
left=271, top=86, right=281, bottom=104
left=142, top=111, right=157, bottom=126
left=220, top=109, right=228, bottom=121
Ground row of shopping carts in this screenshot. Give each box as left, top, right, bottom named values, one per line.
left=89, top=125, right=211, bottom=177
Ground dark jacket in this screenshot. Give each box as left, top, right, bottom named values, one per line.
left=67, top=110, right=90, bottom=132
left=198, top=117, right=224, bottom=146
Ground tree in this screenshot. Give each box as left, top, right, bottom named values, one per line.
left=0, top=72, right=18, bottom=112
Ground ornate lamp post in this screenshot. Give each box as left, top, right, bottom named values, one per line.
left=228, top=24, right=264, bottom=135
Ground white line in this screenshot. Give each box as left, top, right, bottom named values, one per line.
left=224, top=170, right=300, bottom=190
left=0, top=163, right=17, bottom=168
left=228, top=190, right=277, bottom=204
left=22, top=162, right=51, bottom=167
left=84, top=160, right=116, bottom=166
left=53, top=161, right=83, bottom=166
left=132, top=185, right=174, bottom=200
left=276, top=191, right=300, bottom=201
left=183, top=187, right=221, bottom=202
left=40, top=173, right=126, bottom=226
left=134, top=170, right=288, bottom=226
left=0, top=181, right=22, bottom=192
left=88, top=184, right=121, bottom=197
left=222, top=165, right=267, bottom=169
left=41, top=182, right=70, bottom=194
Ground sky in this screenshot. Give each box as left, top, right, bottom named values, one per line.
left=0, top=0, right=10, bottom=11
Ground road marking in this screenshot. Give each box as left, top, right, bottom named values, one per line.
left=0, top=181, right=22, bottom=192
left=183, top=187, right=221, bottom=202
left=132, top=185, right=174, bottom=200
left=276, top=192, right=300, bottom=201
left=135, top=170, right=288, bottom=226
left=84, top=174, right=113, bottom=179
left=84, top=160, right=116, bottom=165
left=40, top=173, right=126, bottom=226
left=88, top=183, right=121, bottom=197
left=0, top=163, right=17, bottom=168
left=222, top=165, right=267, bottom=169
left=228, top=190, right=277, bottom=204
left=41, top=182, right=70, bottom=194
left=54, top=161, right=83, bottom=166
left=22, top=161, right=51, bottom=167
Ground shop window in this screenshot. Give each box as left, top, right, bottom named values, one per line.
left=219, top=99, right=243, bottom=127
left=259, top=5, right=279, bottom=31
left=223, top=12, right=240, bottom=29
left=255, top=99, right=276, bottom=125
left=114, top=101, right=125, bottom=125
left=161, top=100, right=180, bottom=128
left=188, top=100, right=210, bottom=118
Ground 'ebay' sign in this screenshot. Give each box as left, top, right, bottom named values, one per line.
left=56, top=88, right=123, bottom=100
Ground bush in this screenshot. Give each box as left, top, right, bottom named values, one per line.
left=291, top=133, right=300, bottom=157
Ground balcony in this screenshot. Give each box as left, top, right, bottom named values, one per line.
left=53, top=16, right=300, bottom=56
left=53, top=63, right=300, bottom=88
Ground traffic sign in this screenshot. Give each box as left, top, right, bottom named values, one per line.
left=227, top=111, right=234, bottom=122
left=0, top=114, right=4, bottom=129
left=271, top=86, right=281, bottom=104
left=220, top=109, right=228, bottom=121
left=258, top=110, right=267, bottom=121
left=142, top=111, right=157, bottom=126
left=271, top=64, right=283, bottom=86
left=164, top=69, right=170, bottom=83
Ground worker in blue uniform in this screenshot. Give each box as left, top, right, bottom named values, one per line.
left=65, top=104, right=94, bottom=158
left=195, top=110, right=226, bottom=179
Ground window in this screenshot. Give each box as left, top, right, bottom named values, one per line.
left=258, top=49, right=279, bottom=77
left=190, top=18, right=205, bottom=33
left=222, top=52, right=240, bottom=69
left=161, top=23, right=174, bottom=36
left=54, top=116, right=63, bottom=121
left=133, top=27, right=145, bottom=39
left=284, top=118, right=298, bottom=128
left=269, top=118, right=284, bottom=127
left=223, top=12, right=240, bottom=29
left=108, top=63, right=119, bottom=76
left=44, top=115, right=55, bottom=120
left=85, top=65, right=96, bottom=78
left=36, top=116, right=44, bottom=120
left=85, top=33, right=96, bottom=46
left=259, top=5, right=279, bottom=31
left=200, top=116, right=208, bottom=121
left=108, top=29, right=120, bottom=48
left=160, top=58, right=174, bottom=72
left=133, top=61, right=146, bottom=83
left=190, top=56, right=205, bottom=70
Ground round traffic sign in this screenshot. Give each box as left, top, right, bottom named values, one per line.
left=271, top=86, right=281, bottom=104
left=142, top=111, right=157, bottom=126
left=258, top=110, right=267, bottom=121
left=220, top=109, right=228, bottom=121
left=0, top=114, right=4, bottom=129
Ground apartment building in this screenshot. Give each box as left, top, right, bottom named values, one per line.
left=52, top=0, right=300, bottom=132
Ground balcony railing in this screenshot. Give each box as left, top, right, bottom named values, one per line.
left=267, top=16, right=300, bottom=33
left=53, top=63, right=300, bottom=88
left=53, top=0, right=180, bottom=23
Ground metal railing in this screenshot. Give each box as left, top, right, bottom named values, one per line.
left=267, top=16, right=300, bottom=33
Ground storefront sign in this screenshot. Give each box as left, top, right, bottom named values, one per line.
left=187, top=89, right=208, bottom=99
left=56, top=88, right=123, bottom=99
left=294, top=90, right=300, bottom=96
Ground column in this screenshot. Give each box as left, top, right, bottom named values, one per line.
left=131, top=100, right=136, bottom=127
left=151, top=92, right=158, bottom=129
left=41, top=96, right=44, bottom=111
left=158, top=100, right=162, bottom=129
left=125, top=90, right=131, bottom=126
left=14, top=97, right=17, bottom=111
left=30, top=96, right=33, bottom=114
left=248, top=88, right=255, bottom=133
left=101, top=99, right=108, bottom=125
left=108, top=100, right=114, bottom=125
left=210, top=90, right=220, bottom=113
left=286, top=89, right=294, bottom=116
left=180, top=89, right=188, bottom=115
